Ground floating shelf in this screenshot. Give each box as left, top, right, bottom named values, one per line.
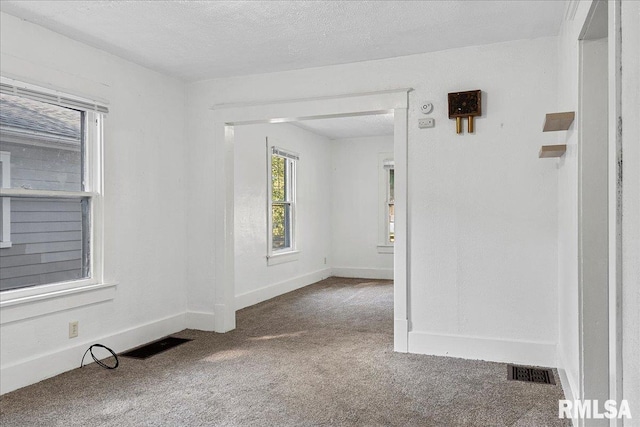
left=543, top=112, right=575, bottom=132
left=539, top=144, right=567, bottom=158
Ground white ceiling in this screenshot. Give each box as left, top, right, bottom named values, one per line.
left=293, top=113, right=394, bottom=140
left=0, top=1, right=566, bottom=82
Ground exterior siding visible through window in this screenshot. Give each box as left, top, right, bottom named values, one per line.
left=0, top=90, right=101, bottom=292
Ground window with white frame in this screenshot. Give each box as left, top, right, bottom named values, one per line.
left=0, top=151, right=11, bottom=248
left=387, top=165, right=395, bottom=244
left=377, top=155, right=394, bottom=252
left=0, top=81, right=106, bottom=292
left=268, top=146, right=298, bottom=257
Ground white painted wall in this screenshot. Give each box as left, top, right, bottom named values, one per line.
left=330, top=135, right=394, bottom=279
left=233, top=123, right=332, bottom=309
left=0, top=12, right=188, bottom=393
left=621, top=0, right=640, bottom=418
left=187, top=36, right=560, bottom=366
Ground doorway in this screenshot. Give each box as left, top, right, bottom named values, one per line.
left=211, top=90, right=411, bottom=352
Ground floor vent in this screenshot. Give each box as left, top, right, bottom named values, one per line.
left=121, top=337, right=192, bottom=360
left=507, top=365, right=555, bottom=385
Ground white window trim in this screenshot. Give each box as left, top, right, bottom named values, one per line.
left=266, top=140, right=299, bottom=264
left=377, top=153, right=394, bottom=254
left=0, top=151, right=11, bottom=248
left=0, top=79, right=114, bottom=322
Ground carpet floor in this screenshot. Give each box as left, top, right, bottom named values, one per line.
left=0, top=277, right=569, bottom=426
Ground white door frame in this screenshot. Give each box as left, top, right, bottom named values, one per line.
left=576, top=1, right=624, bottom=424
left=210, top=89, right=412, bottom=352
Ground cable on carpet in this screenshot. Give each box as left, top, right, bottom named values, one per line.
left=80, top=344, right=119, bottom=369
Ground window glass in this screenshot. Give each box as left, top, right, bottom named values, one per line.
left=271, top=155, right=285, bottom=202
left=388, top=168, right=395, bottom=243
left=0, top=197, right=89, bottom=291
left=0, top=89, right=94, bottom=292
left=0, top=93, right=83, bottom=192
left=270, top=150, right=295, bottom=253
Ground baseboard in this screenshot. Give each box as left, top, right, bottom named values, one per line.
left=235, top=268, right=332, bottom=310
left=186, top=311, right=216, bottom=331
left=331, top=267, right=393, bottom=280
left=408, top=331, right=557, bottom=367
left=394, top=318, right=408, bottom=353
left=556, top=349, right=579, bottom=426
left=0, top=312, right=186, bottom=395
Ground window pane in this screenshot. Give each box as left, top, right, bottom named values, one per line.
left=388, top=203, right=395, bottom=243
left=272, top=155, right=285, bottom=201
left=0, top=197, right=89, bottom=291
left=389, top=169, right=395, bottom=202
left=272, top=203, right=291, bottom=250
left=0, top=93, right=83, bottom=192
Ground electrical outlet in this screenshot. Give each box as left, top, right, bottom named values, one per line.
left=69, top=321, right=79, bottom=338
left=418, top=118, right=435, bottom=129
left=324, top=257, right=327, bottom=265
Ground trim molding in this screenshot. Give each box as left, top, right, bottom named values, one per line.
left=0, top=283, right=117, bottom=325
left=557, top=350, right=578, bottom=423
left=331, top=267, right=393, bottom=280
left=235, top=268, right=331, bottom=310
left=186, top=311, right=216, bottom=331
left=408, top=331, right=557, bottom=367
left=0, top=312, right=186, bottom=395
left=394, top=318, right=408, bottom=352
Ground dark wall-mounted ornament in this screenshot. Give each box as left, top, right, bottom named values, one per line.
left=448, top=90, right=482, bottom=134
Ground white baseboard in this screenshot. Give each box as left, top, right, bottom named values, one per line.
left=0, top=313, right=186, bottom=395
left=556, top=349, right=579, bottom=427
left=394, top=318, right=408, bottom=352
left=408, top=331, right=557, bottom=367
left=331, top=267, right=393, bottom=280
left=235, top=268, right=332, bottom=310
left=186, top=311, right=216, bottom=331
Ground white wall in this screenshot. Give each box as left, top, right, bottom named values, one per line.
left=621, top=0, right=640, bottom=418
left=233, top=123, right=332, bottom=309
left=330, top=135, right=394, bottom=279
left=0, top=12, right=188, bottom=393
left=187, top=36, right=560, bottom=366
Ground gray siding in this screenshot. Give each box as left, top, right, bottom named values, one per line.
left=3, top=141, right=81, bottom=192
left=1, top=137, right=85, bottom=291
left=0, top=198, right=84, bottom=291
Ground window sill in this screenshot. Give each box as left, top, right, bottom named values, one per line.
left=377, top=245, right=394, bottom=254
left=0, top=281, right=117, bottom=325
left=267, top=250, right=300, bottom=266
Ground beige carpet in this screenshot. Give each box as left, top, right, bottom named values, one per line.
left=0, top=277, right=569, bottom=426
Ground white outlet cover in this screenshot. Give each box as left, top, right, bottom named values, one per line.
left=418, top=118, right=435, bottom=128
left=69, top=321, right=79, bottom=338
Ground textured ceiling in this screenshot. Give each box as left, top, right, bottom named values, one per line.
left=294, top=113, right=394, bottom=140
left=0, top=1, right=566, bottom=82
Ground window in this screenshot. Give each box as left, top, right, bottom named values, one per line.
left=387, top=166, right=395, bottom=244
left=0, top=151, right=11, bottom=248
left=0, top=81, right=106, bottom=293
left=268, top=145, right=298, bottom=263
left=378, top=155, right=394, bottom=253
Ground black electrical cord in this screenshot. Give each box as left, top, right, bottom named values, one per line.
left=80, top=344, right=119, bottom=369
